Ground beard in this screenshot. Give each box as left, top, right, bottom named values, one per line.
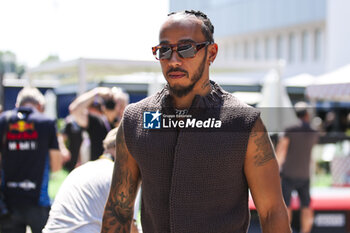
left=168, top=48, right=208, bottom=98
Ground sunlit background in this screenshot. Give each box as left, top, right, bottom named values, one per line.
left=0, top=0, right=169, bottom=67
left=1, top=0, right=350, bottom=232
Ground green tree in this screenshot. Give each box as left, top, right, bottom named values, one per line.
left=0, top=51, right=25, bottom=78
left=0, top=50, right=26, bottom=107
left=40, top=54, right=60, bottom=64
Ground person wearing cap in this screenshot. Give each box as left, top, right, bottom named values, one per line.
left=276, top=102, right=319, bottom=233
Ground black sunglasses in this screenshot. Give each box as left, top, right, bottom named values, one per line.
left=152, top=41, right=211, bottom=60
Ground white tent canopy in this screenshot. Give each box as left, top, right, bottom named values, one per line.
left=306, top=64, right=350, bottom=102
left=232, top=92, right=262, bottom=105
left=284, top=73, right=316, bottom=87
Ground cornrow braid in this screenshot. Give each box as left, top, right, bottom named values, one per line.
left=168, top=10, right=215, bottom=43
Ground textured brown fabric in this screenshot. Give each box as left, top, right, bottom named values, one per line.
left=123, top=81, right=260, bottom=233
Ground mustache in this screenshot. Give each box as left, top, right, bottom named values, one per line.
left=166, top=67, right=188, bottom=76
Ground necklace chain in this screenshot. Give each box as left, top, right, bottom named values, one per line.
left=175, top=109, right=188, bottom=115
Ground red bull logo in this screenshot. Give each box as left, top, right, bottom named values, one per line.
left=6, top=120, right=38, bottom=151
left=9, top=121, right=35, bottom=132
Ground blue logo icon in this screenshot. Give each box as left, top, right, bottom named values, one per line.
left=143, top=110, right=162, bottom=129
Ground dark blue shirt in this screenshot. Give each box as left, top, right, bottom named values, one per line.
left=0, top=107, right=59, bottom=207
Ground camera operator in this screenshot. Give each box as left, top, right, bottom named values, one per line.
left=69, top=87, right=129, bottom=161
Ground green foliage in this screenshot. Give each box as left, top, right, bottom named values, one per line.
left=49, top=169, right=69, bottom=200
left=0, top=51, right=6, bottom=74
left=0, top=50, right=26, bottom=78
left=56, top=118, right=66, bottom=132
left=40, top=54, right=60, bottom=64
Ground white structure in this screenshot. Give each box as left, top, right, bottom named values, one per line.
left=170, top=0, right=350, bottom=77
left=327, top=0, right=350, bottom=71
left=27, top=58, right=161, bottom=95
left=257, top=69, right=299, bottom=132
left=306, top=64, right=350, bottom=102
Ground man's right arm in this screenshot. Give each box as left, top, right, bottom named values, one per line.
left=101, top=124, right=141, bottom=233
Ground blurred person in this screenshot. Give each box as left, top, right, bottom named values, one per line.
left=0, top=86, right=62, bottom=233
left=102, top=10, right=290, bottom=233
left=59, top=99, right=104, bottom=172
left=346, top=113, right=350, bottom=136
left=69, top=87, right=129, bottom=161
left=323, top=111, right=336, bottom=133
left=88, top=97, right=104, bottom=116
left=59, top=115, right=83, bottom=172
left=43, top=127, right=139, bottom=233
left=276, top=102, right=319, bottom=233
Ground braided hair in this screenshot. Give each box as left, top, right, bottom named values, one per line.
left=168, top=10, right=215, bottom=43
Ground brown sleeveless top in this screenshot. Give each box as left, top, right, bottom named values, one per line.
left=123, top=81, right=260, bottom=233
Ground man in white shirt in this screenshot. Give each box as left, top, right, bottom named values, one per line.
left=43, top=127, right=139, bottom=233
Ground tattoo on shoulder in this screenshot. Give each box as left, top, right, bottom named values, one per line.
left=115, top=125, right=128, bottom=163
left=251, top=119, right=275, bottom=167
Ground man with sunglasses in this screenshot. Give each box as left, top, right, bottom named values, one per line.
left=102, top=10, right=291, bottom=233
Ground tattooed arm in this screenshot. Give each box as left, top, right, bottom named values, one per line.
left=244, top=118, right=291, bottom=233
left=101, top=124, right=141, bottom=233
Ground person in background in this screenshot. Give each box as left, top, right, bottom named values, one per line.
left=102, top=10, right=290, bottom=233
left=58, top=115, right=83, bottom=172
left=69, top=87, right=129, bottom=161
left=0, top=86, right=62, bottom=233
left=88, top=97, right=104, bottom=116
left=59, top=99, right=105, bottom=172
left=276, top=101, right=319, bottom=233
left=346, top=113, right=350, bottom=136
left=43, top=127, right=139, bottom=233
